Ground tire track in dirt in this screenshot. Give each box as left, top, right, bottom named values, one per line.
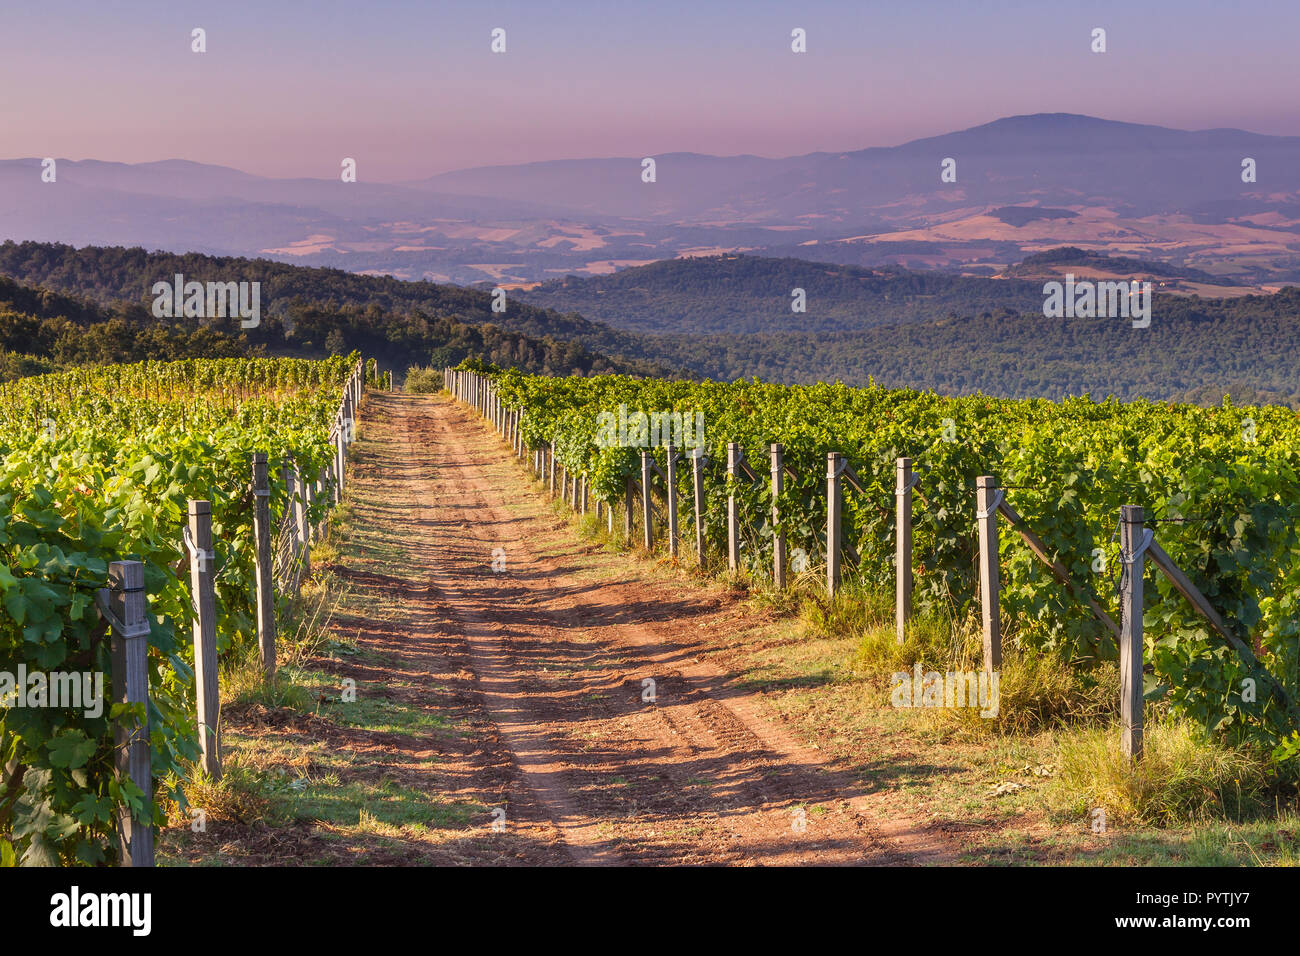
left=378, top=390, right=956, bottom=865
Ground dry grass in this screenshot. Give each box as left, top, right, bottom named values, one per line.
left=1046, top=718, right=1298, bottom=827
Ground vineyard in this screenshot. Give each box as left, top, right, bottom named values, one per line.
left=5, top=355, right=1299, bottom=870
left=0, top=355, right=364, bottom=866
left=475, top=367, right=1300, bottom=753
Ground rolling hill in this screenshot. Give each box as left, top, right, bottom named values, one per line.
left=5, top=114, right=1299, bottom=284
left=0, top=243, right=666, bottom=380
left=5, top=240, right=1300, bottom=407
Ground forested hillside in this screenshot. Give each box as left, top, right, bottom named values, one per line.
left=515, top=255, right=1051, bottom=334
left=624, top=287, right=1300, bottom=405
left=0, top=243, right=666, bottom=380
left=5, top=240, right=1300, bottom=405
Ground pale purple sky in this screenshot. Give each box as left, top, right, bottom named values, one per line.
left=3, top=0, right=1297, bottom=180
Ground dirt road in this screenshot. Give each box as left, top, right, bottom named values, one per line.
left=342, top=391, right=950, bottom=865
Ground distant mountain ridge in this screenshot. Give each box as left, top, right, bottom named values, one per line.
left=3, top=113, right=1299, bottom=284
left=413, top=112, right=1300, bottom=221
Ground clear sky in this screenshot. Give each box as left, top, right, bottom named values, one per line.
left=3, top=0, right=1297, bottom=181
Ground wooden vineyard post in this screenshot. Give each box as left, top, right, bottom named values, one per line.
left=314, top=476, right=325, bottom=537
left=549, top=441, right=557, bottom=496
left=827, top=453, right=842, bottom=595
left=625, top=477, right=635, bottom=543
left=341, top=403, right=350, bottom=491
left=303, top=478, right=315, bottom=544
left=252, top=453, right=277, bottom=679
left=641, top=451, right=654, bottom=551
left=338, top=402, right=350, bottom=503
left=727, top=443, right=741, bottom=572
left=581, top=473, right=588, bottom=516
left=331, top=421, right=342, bottom=504
left=342, top=388, right=352, bottom=448
left=692, top=449, right=706, bottom=569
left=295, top=465, right=312, bottom=578
left=895, top=457, right=913, bottom=644
left=102, top=560, right=154, bottom=867
left=187, top=501, right=221, bottom=779
left=1120, top=505, right=1145, bottom=760
left=665, top=446, right=679, bottom=559
left=282, top=464, right=302, bottom=598
left=976, top=475, right=1002, bottom=673
left=771, top=443, right=786, bottom=590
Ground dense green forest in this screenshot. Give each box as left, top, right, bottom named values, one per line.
left=3, top=240, right=1299, bottom=406
left=625, top=287, right=1300, bottom=405
left=515, top=255, right=1053, bottom=334
left=1005, top=246, right=1228, bottom=282
left=0, top=243, right=664, bottom=380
